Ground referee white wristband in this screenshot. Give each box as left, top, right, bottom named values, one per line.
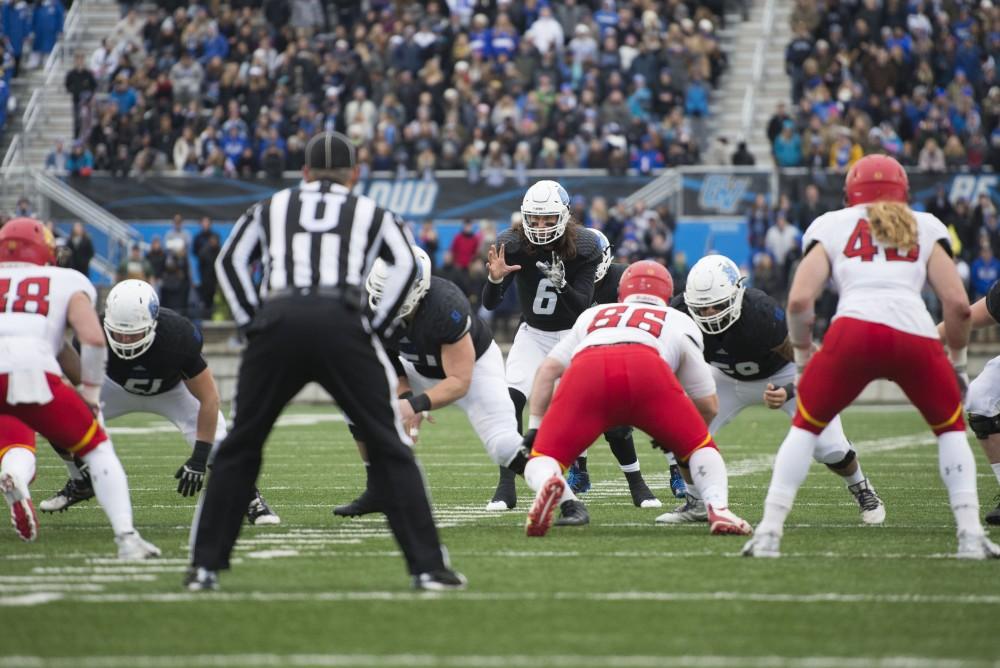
left=528, top=415, right=542, bottom=430
left=487, top=272, right=505, bottom=285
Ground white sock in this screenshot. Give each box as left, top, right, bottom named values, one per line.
left=80, top=440, right=135, bottom=536
left=620, top=461, right=640, bottom=473
left=991, top=462, right=1000, bottom=488
left=1, top=448, right=36, bottom=490
left=937, top=431, right=983, bottom=535
left=665, top=451, right=678, bottom=466
left=524, top=456, right=576, bottom=504
left=688, top=447, right=728, bottom=509
left=578, top=451, right=588, bottom=460
left=759, top=427, right=817, bottom=535
left=843, top=466, right=866, bottom=487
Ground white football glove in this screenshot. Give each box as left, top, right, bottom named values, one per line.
left=535, top=258, right=567, bottom=290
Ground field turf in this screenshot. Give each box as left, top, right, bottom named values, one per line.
left=1, top=405, right=999, bottom=668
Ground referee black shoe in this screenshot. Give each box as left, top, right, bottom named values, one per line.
left=986, top=494, right=1000, bottom=526
left=413, top=568, right=468, bottom=591
left=333, top=488, right=383, bottom=517
left=184, top=566, right=219, bottom=592
left=554, top=499, right=590, bottom=526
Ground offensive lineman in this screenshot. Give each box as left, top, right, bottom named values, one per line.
left=0, top=218, right=159, bottom=558
left=43, top=279, right=280, bottom=525
left=334, top=246, right=588, bottom=523
left=483, top=180, right=603, bottom=511
left=659, top=254, right=885, bottom=526
left=521, top=260, right=752, bottom=537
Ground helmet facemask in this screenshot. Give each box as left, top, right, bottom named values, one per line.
left=520, top=180, right=570, bottom=246
left=366, top=246, right=433, bottom=319
left=103, top=279, right=160, bottom=360
left=104, top=320, right=158, bottom=359
left=687, top=281, right=745, bottom=334
left=684, top=256, right=746, bottom=335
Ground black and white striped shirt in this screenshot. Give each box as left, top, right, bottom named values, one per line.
left=215, top=179, right=417, bottom=335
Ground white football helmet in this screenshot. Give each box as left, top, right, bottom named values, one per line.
left=520, top=179, right=570, bottom=246
left=366, top=245, right=433, bottom=319
left=103, top=279, right=160, bottom=359
left=684, top=254, right=746, bottom=334
left=591, top=229, right=613, bottom=282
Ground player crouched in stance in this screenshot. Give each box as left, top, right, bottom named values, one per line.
left=483, top=180, right=603, bottom=511
left=744, top=155, right=999, bottom=559
left=334, top=246, right=588, bottom=525
left=660, top=254, right=885, bottom=526
left=0, top=218, right=159, bottom=558
left=43, top=279, right=280, bottom=526
left=520, top=260, right=752, bottom=537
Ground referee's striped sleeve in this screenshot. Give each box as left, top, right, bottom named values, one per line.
left=216, top=203, right=264, bottom=327
left=367, top=211, right=416, bottom=334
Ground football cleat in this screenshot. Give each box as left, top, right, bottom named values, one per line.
left=625, top=471, right=661, bottom=508
left=413, top=568, right=468, bottom=591
left=956, top=530, right=1000, bottom=560
left=38, top=477, right=94, bottom=513
left=984, top=494, right=1000, bottom=526
left=184, top=566, right=220, bottom=591
left=486, top=466, right=517, bottom=511
left=849, top=479, right=886, bottom=525
left=707, top=504, right=753, bottom=536
left=333, top=488, right=383, bottom=517
left=741, top=531, right=782, bottom=558
left=655, top=494, right=708, bottom=524
left=526, top=475, right=566, bottom=537
left=1, top=472, right=38, bottom=542
left=554, top=499, right=590, bottom=527
left=669, top=464, right=688, bottom=498
left=247, top=491, right=281, bottom=526
left=566, top=464, right=591, bottom=494
left=115, top=531, right=161, bottom=560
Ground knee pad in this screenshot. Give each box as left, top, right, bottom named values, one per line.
left=604, top=425, right=633, bottom=442
left=968, top=412, right=1000, bottom=440
left=822, top=448, right=856, bottom=471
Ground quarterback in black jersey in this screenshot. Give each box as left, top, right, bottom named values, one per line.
left=656, top=254, right=885, bottom=526
left=334, top=246, right=588, bottom=527
left=481, top=180, right=602, bottom=512
left=41, top=280, right=280, bottom=526
left=950, top=280, right=1000, bottom=525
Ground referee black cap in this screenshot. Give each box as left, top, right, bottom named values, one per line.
left=305, top=131, right=356, bottom=170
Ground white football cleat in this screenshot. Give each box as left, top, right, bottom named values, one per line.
left=639, top=498, right=663, bottom=509
left=525, top=474, right=566, bottom=537
left=485, top=500, right=512, bottom=511
left=1, top=472, right=38, bottom=542
left=956, top=530, right=1000, bottom=560
left=849, top=480, right=886, bottom=525
left=741, top=531, right=782, bottom=558
left=655, top=495, right=708, bottom=524
left=116, top=531, right=161, bottom=560
left=707, top=504, right=753, bottom=536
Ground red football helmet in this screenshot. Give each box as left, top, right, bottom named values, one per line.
left=618, top=260, right=674, bottom=306
left=0, top=218, right=56, bottom=266
left=844, top=154, right=909, bottom=206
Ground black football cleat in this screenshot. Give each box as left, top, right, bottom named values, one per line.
left=413, top=568, right=468, bottom=591
left=333, top=488, right=383, bottom=517
left=38, top=477, right=95, bottom=513
left=554, top=499, right=590, bottom=526
left=246, top=490, right=281, bottom=526
left=625, top=470, right=662, bottom=508
left=986, top=494, right=1000, bottom=526
left=486, top=466, right=517, bottom=510
left=184, top=566, right=219, bottom=591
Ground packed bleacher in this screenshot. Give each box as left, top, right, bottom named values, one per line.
left=0, top=0, right=66, bottom=137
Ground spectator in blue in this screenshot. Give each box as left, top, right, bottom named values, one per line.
left=2, top=0, right=32, bottom=75
left=199, top=24, right=228, bottom=64
left=684, top=72, right=709, bottom=117
left=222, top=124, right=248, bottom=164
left=627, top=74, right=652, bottom=120
left=746, top=193, right=770, bottom=252
left=31, top=0, right=63, bottom=61
left=593, top=0, right=618, bottom=36
left=629, top=135, right=664, bottom=174
left=489, top=13, right=518, bottom=61
left=256, top=127, right=286, bottom=165
left=65, top=141, right=93, bottom=176
left=0, top=74, right=8, bottom=130
left=773, top=120, right=802, bottom=167
left=955, top=35, right=982, bottom=84
left=971, top=244, right=1000, bottom=299
left=468, top=13, right=491, bottom=59
left=108, top=74, right=138, bottom=115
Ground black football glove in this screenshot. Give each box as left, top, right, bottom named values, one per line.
left=175, top=440, right=212, bottom=497
left=954, top=363, right=970, bottom=401
left=521, top=429, right=538, bottom=452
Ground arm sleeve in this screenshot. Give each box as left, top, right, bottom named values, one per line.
left=482, top=274, right=514, bottom=310
left=756, top=294, right=789, bottom=349
left=557, top=257, right=597, bottom=313
left=216, top=203, right=264, bottom=327
left=369, top=212, right=417, bottom=334
left=986, top=280, right=1000, bottom=324
left=675, top=336, right=716, bottom=399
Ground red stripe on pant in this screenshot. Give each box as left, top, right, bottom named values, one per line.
left=0, top=373, right=107, bottom=456
left=793, top=317, right=964, bottom=436
left=532, top=344, right=715, bottom=468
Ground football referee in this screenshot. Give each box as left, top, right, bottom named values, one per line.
left=186, top=131, right=465, bottom=591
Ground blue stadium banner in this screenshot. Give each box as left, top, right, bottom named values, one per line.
left=680, top=168, right=773, bottom=216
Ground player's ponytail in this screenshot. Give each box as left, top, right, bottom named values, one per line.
left=868, top=201, right=918, bottom=252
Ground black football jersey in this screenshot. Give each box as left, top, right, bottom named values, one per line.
left=986, top=280, right=1000, bottom=323
left=391, top=277, right=493, bottom=380
left=99, top=308, right=207, bottom=395
left=670, top=287, right=789, bottom=381
left=593, top=262, right=627, bottom=305
left=483, top=227, right=602, bottom=331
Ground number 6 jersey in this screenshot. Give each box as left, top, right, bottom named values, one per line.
left=803, top=204, right=950, bottom=339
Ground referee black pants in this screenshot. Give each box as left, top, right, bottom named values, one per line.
left=191, top=296, right=447, bottom=576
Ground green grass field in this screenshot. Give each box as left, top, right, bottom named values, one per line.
left=2, top=405, right=999, bottom=668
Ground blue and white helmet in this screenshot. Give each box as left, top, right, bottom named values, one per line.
left=684, top=254, right=746, bottom=334
left=103, top=279, right=160, bottom=359
left=520, top=180, right=570, bottom=246
left=590, top=229, right=613, bottom=282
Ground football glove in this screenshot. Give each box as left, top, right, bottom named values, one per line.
left=522, top=429, right=538, bottom=452
left=535, top=259, right=567, bottom=291
left=175, top=440, right=212, bottom=497
left=954, top=364, right=969, bottom=401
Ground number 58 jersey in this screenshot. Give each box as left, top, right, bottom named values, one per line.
left=548, top=302, right=715, bottom=399
left=804, top=204, right=950, bottom=339
left=0, top=264, right=96, bottom=375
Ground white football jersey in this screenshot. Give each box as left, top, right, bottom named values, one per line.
left=803, top=204, right=949, bottom=339
left=0, top=263, right=96, bottom=375
left=547, top=301, right=716, bottom=398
